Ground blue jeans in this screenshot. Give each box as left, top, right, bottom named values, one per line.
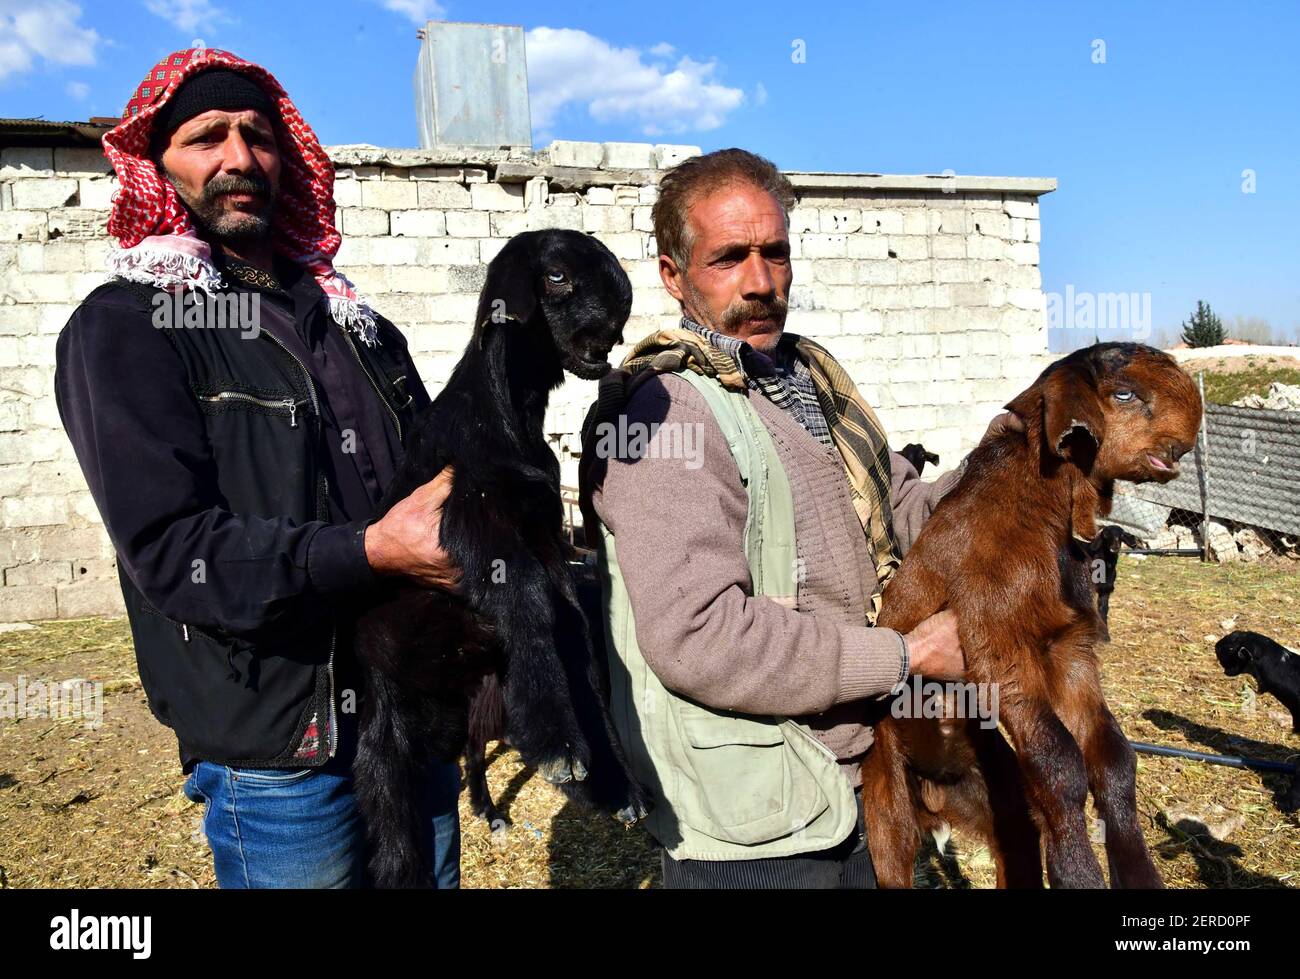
left=183, top=757, right=461, bottom=889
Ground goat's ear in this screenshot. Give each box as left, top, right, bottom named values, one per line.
left=1010, top=364, right=1105, bottom=464
left=474, top=253, right=537, bottom=330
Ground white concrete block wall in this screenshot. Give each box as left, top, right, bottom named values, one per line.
left=0, top=138, right=1054, bottom=620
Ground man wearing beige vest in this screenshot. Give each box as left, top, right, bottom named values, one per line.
left=583, top=148, right=1016, bottom=888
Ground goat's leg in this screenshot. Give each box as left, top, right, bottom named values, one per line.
left=355, top=665, right=435, bottom=889
left=966, top=726, right=1043, bottom=887
left=1076, top=704, right=1163, bottom=888
left=464, top=729, right=506, bottom=836
left=477, top=565, right=592, bottom=786
left=466, top=676, right=509, bottom=833
left=444, top=491, right=592, bottom=787
left=861, top=721, right=923, bottom=888
left=544, top=561, right=649, bottom=822
left=997, top=695, right=1105, bottom=888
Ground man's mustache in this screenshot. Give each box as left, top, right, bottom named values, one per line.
left=722, top=296, right=788, bottom=331
left=202, top=172, right=273, bottom=205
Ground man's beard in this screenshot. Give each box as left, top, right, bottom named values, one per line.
left=165, top=169, right=277, bottom=244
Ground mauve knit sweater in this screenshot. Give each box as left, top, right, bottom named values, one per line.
left=589, top=371, right=961, bottom=787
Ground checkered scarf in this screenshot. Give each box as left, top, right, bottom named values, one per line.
left=619, top=325, right=902, bottom=618
left=679, top=318, right=834, bottom=447
left=101, top=46, right=379, bottom=344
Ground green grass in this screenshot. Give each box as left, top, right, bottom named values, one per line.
left=1196, top=362, right=1300, bottom=406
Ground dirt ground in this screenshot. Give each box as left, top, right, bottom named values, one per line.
left=1, top=557, right=1296, bottom=889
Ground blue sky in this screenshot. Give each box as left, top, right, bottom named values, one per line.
left=2, top=0, right=1297, bottom=349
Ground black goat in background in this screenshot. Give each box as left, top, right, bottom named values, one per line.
left=353, top=230, right=646, bottom=887
left=1216, top=630, right=1300, bottom=811
left=1085, top=524, right=1142, bottom=629
left=898, top=442, right=939, bottom=476
left=1217, top=631, right=1300, bottom=734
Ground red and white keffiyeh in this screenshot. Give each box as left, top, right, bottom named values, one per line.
left=103, top=46, right=379, bottom=344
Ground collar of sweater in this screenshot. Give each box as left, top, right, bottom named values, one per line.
left=679, top=316, right=799, bottom=382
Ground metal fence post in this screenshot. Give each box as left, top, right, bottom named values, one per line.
left=1197, top=370, right=1211, bottom=562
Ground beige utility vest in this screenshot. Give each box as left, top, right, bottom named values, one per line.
left=595, top=368, right=858, bottom=861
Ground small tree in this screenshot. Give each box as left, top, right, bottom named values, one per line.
left=1180, top=300, right=1225, bottom=348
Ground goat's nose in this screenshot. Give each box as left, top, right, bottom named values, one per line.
left=1170, top=439, right=1193, bottom=461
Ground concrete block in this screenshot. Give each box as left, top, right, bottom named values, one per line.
left=77, top=176, right=118, bottom=210
left=801, top=234, right=847, bottom=258
left=1003, top=197, right=1039, bottom=219
left=332, top=178, right=362, bottom=207
left=47, top=209, right=105, bottom=239
left=861, top=210, right=904, bottom=235
left=582, top=205, right=631, bottom=233
left=360, top=180, right=418, bottom=210
left=547, top=140, right=604, bottom=168
left=340, top=208, right=390, bottom=237
left=387, top=210, right=444, bottom=236
left=54, top=148, right=112, bottom=175
left=444, top=211, right=489, bottom=237
left=654, top=144, right=701, bottom=168
left=470, top=183, right=525, bottom=211
left=3, top=494, right=69, bottom=527
left=819, top=209, right=862, bottom=233
left=0, top=584, right=57, bottom=621
left=424, top=239, right=481, bottom=265
left=57, top=578, right=125, bottom=617
left=0, top=148, right=53, bottom=178
left=417, top=181, right=471, bottom=209
left=13, top=178, right=79, bottom=209
left=603, top=142, right=654, bottom=169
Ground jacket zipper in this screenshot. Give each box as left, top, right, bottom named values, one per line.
left=340, top=328, right=402, bottom=441
left=256, top=329, right=339, bottom=761
left=199, top=391, right=308, bottom=428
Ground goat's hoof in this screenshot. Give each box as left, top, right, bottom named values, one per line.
left=615, top=802, right=649, bottom=826
left=538, top=750, right=588, bottom=785
left=489, top=818, right=509, bottom=845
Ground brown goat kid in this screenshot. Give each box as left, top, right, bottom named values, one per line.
left=864, top=343, right=1203, bottom=888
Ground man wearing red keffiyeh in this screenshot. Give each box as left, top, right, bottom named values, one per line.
left=54, top=46, right=463, bottom=888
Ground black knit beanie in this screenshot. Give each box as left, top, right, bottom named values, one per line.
left=150, top=68, right=277, bottom=147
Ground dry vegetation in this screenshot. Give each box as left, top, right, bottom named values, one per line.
left=1180, top=355, right=1300, bottom=406
left=1, top=556, right=1296, bottom=889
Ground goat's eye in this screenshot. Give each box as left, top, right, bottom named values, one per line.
left=1113, top=390, right=1135, bottom=403
left=545, top=271, right=567, bottom=284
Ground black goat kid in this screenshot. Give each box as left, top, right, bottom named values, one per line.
left=354, top=230, right=645, bottom=887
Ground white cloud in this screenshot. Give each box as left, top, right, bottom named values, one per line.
left=525, top=27, right=745, bottom=137
left=66, top=79, right=90, bottom=99
left=647, top=42, right=676, bottom=59
left=0, top=0, right=100, bottom=82
left=753, top=81, right=768, bottom=107
left=142, top=0, right=232, bottom=35
left=375, top=0, right=446, bottom=24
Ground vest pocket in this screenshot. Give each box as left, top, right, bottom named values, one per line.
left=675, top=700, right=798, bottom=845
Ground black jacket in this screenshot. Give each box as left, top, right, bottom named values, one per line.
left=54, top=261, right=430, bottom=771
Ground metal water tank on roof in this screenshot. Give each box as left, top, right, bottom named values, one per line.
left=413, top=21, right=532, bottom=150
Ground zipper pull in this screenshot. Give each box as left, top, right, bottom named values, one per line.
left=286, top=399, right=298, bottom=428
left=182, top=624, right=190, bottom=642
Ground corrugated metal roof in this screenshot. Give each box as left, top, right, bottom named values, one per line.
left=0, top=117, right=117, bottom=147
